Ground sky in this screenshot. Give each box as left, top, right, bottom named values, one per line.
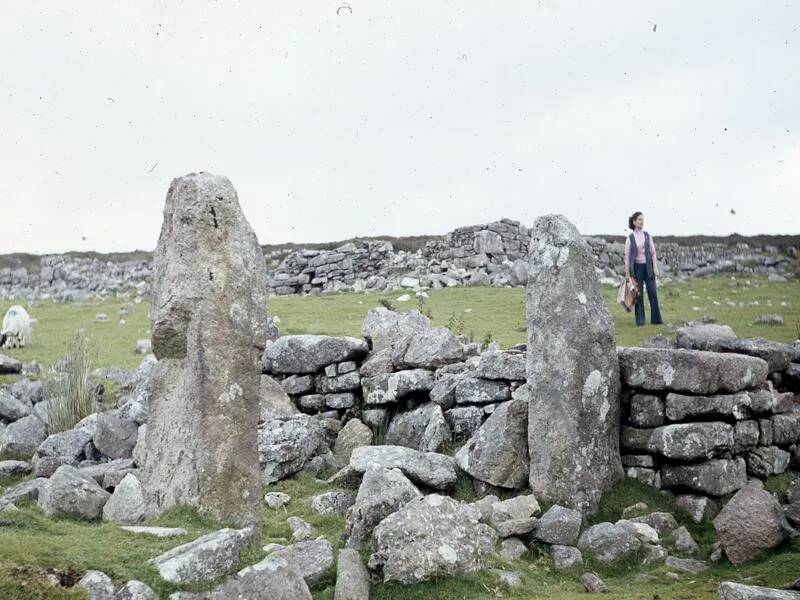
left=1, top=1, right=798, bottom=254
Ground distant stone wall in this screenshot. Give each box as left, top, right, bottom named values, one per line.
left=1, top=218, right=795, bottom=300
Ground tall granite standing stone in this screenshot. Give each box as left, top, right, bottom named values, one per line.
left=142, top=172, right=268, bottom=530
left=525, top=215, right=623, bottom=515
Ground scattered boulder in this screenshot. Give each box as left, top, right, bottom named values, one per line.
left=671, top=526, right=699, bottom=556
left=264, top=491, right=291, bottom=509
left=578, top=522, right=642, bottom=564
left=36, top=428, right=93, bottom=462
left=534, top=505, right=582, bottom=546
left=78, top=570, right=115, bottom=600
left=581, top=572, right=609, bottom=593
left=93, top=412, right=138, bottom=460
left=102, top=473, right=145, bottom=524
left=270, top=539, right=334, bottom=586
left=0, top=414, right=47, bottom=458
left=368, top=494, right=498, bottom=583
left=188, top=553, right=312, bottom=600
left=664, top=556, right=706, bottom=574
left=499, top=537, right=527, bottom=561
left=718, top=582, right=800, bottom=600
left=38, top=465, right=110, bottom=520
left=551, top=545, right=583, bottom=570
left=334, top=548, right=369, bottom=600
left=714, top=481, right=795, bottom=564
left=0, top=460, right=31, bottom=477
left=287, top=516, right=316, bottom=542
left=151, top=527, right=255, bottom=583
left=310, top=490, right=356, bottom=516
left=115, top=581, right=158, bottom=599
left=345, top=465, right=422, bottom=547
left=0, top=389, right=31, bottom=421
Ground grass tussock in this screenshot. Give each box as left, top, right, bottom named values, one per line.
left=47, top=332, right=93, bottom=434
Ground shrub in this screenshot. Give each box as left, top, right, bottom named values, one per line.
left=48, top=331, right=93, bottom=434
left=378, top=298, right=396, bottom=312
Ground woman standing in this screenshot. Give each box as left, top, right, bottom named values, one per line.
left=624, top=212, right=663, bottom=326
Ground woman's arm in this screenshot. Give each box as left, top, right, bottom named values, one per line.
left=624, top=237, right=631, bottom=279
left=650, top=235, right=658, bottom=277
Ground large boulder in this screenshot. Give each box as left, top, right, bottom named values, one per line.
left=35, top=428, right=92, bottom=461
left=349, top=445, right=457, bottom=490
left=142, top=173, right=268, bottom=531
left=618, top=348, right=769, bottom=394
left=0, top=388, right=32, bottom=421
left=368, top=494, right=498, bottom=583
left=262, top=335, right=368, bottom=374
left=344, top=465, right=422, bottom=547
left=259, top=375, right=299, bottom=422
left=675, top=324, right=737, bottom=350
left=534, top=505, right=582, bottom=546
left=455, top=396, right=529, bottom=489
left=0, top=414, right=47, bottom=458
left=649, top=422, right=734, bottom=460
left=151, top=527, right=255, bottom=583
left=102, top=473, right=146, bottom=524
left=195, top=553, right=312, bottom=600
left=38, top=465, right=110, bottom=519
left=577, top=522, right=642, bottom=563
left=258, top=415, right=326, bottom=484
left=526, top=215, right=623, bottom=515
left=385, top=403, right=450, bottom=452
left=661, top=458, right=747, bottom=496
left=94, top=412, right=138, bottom=459
left=713, top=481, right=796, bottom=565
left=401, top=327, right=465, bottom=369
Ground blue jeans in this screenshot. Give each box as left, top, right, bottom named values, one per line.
left=633, top=263, right=663, bottom=326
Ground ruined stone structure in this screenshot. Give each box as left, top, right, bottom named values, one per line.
left=142, top=172, right=268, bottom=529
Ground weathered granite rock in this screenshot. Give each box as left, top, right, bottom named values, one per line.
left=349, top=445, right=457, bottom=490
left=368, top=494, right=498, bottom=583
left=258, top=415, right=325, bottom=484
left=280, top=374, right=315, bottom=396
left=263, top=335, right=368, bottom=374
left=746, top=446, right=791, bottom=478
left=0, top=388, right=31, bottom=421
left=93, top=413, right=139, bottom=460
left=386, top=403, right=450, bottom=453
left=772, top=413, right=800, bottom=446
left=675, top=324, right=737, bottom=350
left=345, top=465, right=422, bottom=548
left=310, top=490, right=356, bottom=516
left=115, top=581, right=158, bottom=600
left=35, top=428, right=92, bottom=461
left=534, top=505, right=582, bottom=546
left=664, top=556, right=706, bottom=574
left=445, top=406, right=483, bottom=438
left=578, top=522, right=641, bottom=563
left=551, top=545, right=583, bottom=570
left=661, top=458, right=747, bottom=496
left=401, top=326, right=465, bottom=369
left=151, top=527, right=255, bottom=583
left=581, top=572, right=609, bottom=593
left=102, top=473, right=145, bottom=524
left=362, top=308, right=430, bottom=353
left=78, top=570, right=115, bottom=600
left=143, top=172, right=267, bottom=531
left=526, top=215, right=622, bottom=515
left=0, top=414, right=46, bottom=457
left=475, top=351, right=526, bottom=381
left=333, top=418, right=373, bottom=468
left=713, top=481, right=795, bottom=565
left=0, top=460, right=31, bottom=477
left=455, top=396, right=529, bottom=489
left=38, top=465, right=110, bottom=519
left=618, top=348, right=769, bottom=394
left=665, top=391, right=754, bottom=422
left=121, top=526, right=188, bottom=537
left=259, top=375, right=299, bottom=422
left=455, top=377, right=510, bottom=404
left=671, top=525, right=699, bottom=555
left=270, top=539, right=334, bottom=586
left=362, top=370, right=435, bottom=405
left=718, top=582, right=800, bottom=600
left=288, top=516, right=316, bottom=542
left=334, top=548, right=370, bottom=600
left=264, top=491, right=291, bottom=509
left=629, top=394, right=665, bottom=428
left=0, top=477, right=47, bottom=507
left=649, top=422, right=734, bottom=460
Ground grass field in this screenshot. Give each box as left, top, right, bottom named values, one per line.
left=1, top=275, right=797, bottom=371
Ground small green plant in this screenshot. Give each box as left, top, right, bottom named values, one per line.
left=416, top=295, right=433, bottom=320
left=482, top=331, right=494, bottom=348
left=378, top=298, right=396, bottom=312
left=48, top=331, right=93, bottom=434
left=446, top=311, right=465, bottom=336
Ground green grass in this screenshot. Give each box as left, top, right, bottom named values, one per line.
left=1, top=276, right=797, bottom=371
left=1, top=469, right=798, bottom=599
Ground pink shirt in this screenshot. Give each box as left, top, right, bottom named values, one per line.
left=624, top=230, right=657, bottom=265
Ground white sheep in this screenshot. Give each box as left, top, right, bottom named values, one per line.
left=1, top=305, right=32, bottom=349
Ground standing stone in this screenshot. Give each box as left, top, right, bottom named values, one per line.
left=525, top=215, right=622, bottom=515
left=142, top=173, right=268, bottom=531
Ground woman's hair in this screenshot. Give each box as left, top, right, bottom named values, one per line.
left=628, top=211, right=643, bottom=231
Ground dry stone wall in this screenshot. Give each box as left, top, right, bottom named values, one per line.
left=2, top=218, right=794, bottom=300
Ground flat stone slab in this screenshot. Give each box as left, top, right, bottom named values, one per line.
left=618, top=348, right=768, bottom=394
left=121, top=526, right=189, bottom=537
left=349, top=445, right=457, bottom=490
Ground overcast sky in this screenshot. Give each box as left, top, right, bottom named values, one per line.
left=1, top=2, right=798, bottom=254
